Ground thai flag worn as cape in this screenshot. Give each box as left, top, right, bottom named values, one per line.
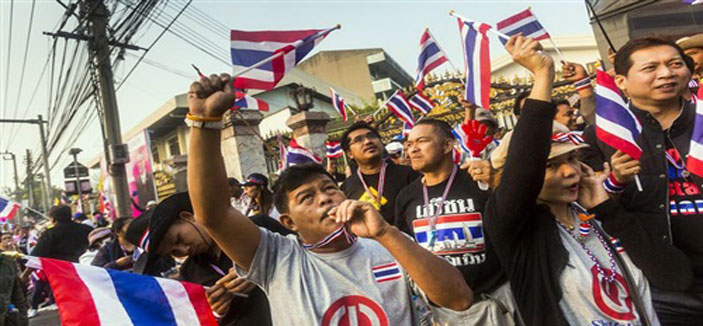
left=25, top=256, right=217, bottom=326
left=0, top=196, right=20, bottom=221
left=415, top=28, right=448, bottom=90
left=325, top=140, right=343, bottom=158
left=230, top=26, right=336, bottom=90
left=595, top=69, right=643, bottom=159
left=496, top=8, right=551, bottom=45
left=386, top=91, right=415, bottom=126
left=686, top=97, right=703, bottom=176
left=409, top=92, right=435, bottom=115
left=286, top=138, right=322, bottom=166
left=330, top=88, right=348, bottom=121
left=233, top=91, right=269, bottom=111
left=458, top=19, right=491, bottom=109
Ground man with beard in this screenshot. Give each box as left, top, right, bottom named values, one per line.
left=340, top=122, right=420, bottom=224
left=395, top=119, right=516, bottom=324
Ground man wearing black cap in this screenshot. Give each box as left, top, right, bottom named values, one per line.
left=126, top=192, right=285, bottom=326
left=241, top=173, right=276, bottom=219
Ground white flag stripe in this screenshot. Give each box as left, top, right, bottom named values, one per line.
left=598, top=85, right=629, bottom=108
left=230, top=66, right=276, bottom=81
left=230, top=40, right=290, bottom=52
left=155, top=278, right=201, bottom=326
left=74, top=264, right=133, bottom=326
left=470, top=29, right=483, bottom=106
left=689, top=139, right=703, bottom=155
left=498, top=15, right=539, bottom=34
left=596, top=114, right=642, bottom=148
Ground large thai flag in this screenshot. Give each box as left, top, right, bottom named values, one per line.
left=686, top=98, right=703, bottom=176
left=409, top=92, right=435, bottom=115
left=386, top=91, right=415, bottom=126
left=25, top=256, right=217, bottom=326
left=595, top=69, right=643, bottom=160
left=330, top=88, right=348, bottom=121
left=458, top=20, right=491, bottom=109
left=326, top=140, right=343, bottom=158
left=415, top=28, right=449, bottom=90
left=0, top=196, right=20, bottom=222
left=230, top=26, right=336, bottom=90
left=286, top=138, right=322, bottom=166
left=233, top=91, right=269, bottom=111
left=496, top=8, right=551, bottom=45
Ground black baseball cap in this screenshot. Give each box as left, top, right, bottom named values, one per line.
left=242, top=173, right=268, bottom=187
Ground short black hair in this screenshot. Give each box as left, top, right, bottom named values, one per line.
left=513, top=91, right=530, bottom=117
left=341, top=122, right=381, bottom=152
left=227, top=177, right=240, bottom=187
left=49, top=205, right=72, bottom=223
left=414, top=119, right=454, bottom=141
left=273, top=163, right=336, bottom=214
left=615, top=36, right=690, bottom=76
left=112, top=217, right=132, bottom=235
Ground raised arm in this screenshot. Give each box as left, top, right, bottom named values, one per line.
left=332, top=200, right=473, bottom=311
left=187, top=73, right=261, bottom=271
left=485, top=35, right=556, bottom=256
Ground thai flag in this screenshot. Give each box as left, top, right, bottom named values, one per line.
left=452, top=124, right=471, bottom=154
left=330, top=88, right=348, bottom=121
left=415, top=28, right=448, bottom=90
left=686, top=99, right=703, bottom=176
left=286, top=138, right=322, bottom=166
left=458, top=19, right=491, bottom=109
left=412, top=213, right=485, bottom=255
left=409, top=92, right=435, bottom=115
left=99, top=192, right=116, bottom=221
left=233, top=91, right=269, bottom=111
left=230, top=26, right=336, bottom=90
left=496, top=8, right=551, bottom=45
left=372, top=262, right=402, bottom=283
left=25, top=256, right=217, bottom=326
left=277, top=135, right=288, bottom=170
left=325, top=140, right=343, bottom=158
left=0, top=196, right=20, bottom=222
left=386, top=91, right=415, bottom=126
left=683, top=0, right=703, bottom=5
left=595, top=69, right=643, bottom=160
left=402, top=122, right=413, bottom=138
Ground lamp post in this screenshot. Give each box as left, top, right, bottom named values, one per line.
left=290, top=83, right=315, bottom=113
left=69, top=148, right=83, bottom=212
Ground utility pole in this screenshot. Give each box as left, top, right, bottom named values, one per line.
left=3, top=151, right=21, bottom=227
left=37, top=173, right=49, bottom=214
left=37, top=115, right=52, bottom=211
left=24, top=150, right=34, bottom=213
left=83, top=0, right=132, bottom=217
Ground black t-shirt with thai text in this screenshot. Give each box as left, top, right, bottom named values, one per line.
left=341, top=161, right=420, bottom=225
left=665, top=141, right=703, bottom=291
left=394, top=169, right=504, bottom=294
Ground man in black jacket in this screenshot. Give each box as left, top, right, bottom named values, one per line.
left=581, top=36, right=702, bottom=325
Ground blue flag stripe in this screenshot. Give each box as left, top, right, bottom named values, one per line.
left=107, top=269, right=177, bottom=326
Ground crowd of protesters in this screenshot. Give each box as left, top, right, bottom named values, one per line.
left=1, top=30, right=702, bottom=326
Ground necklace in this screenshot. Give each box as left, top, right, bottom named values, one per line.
left=557, top=205, right=619, bottom=283
left=422, top=165, right=458, bottom=247
left=357, top=161, right=387, bottom=207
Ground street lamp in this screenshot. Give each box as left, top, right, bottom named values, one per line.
left=290, top=83, right=315, bottom=112
left=69, top=148, right=83, bottom=212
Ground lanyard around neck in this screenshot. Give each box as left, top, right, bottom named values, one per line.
left=357, top=161, right=387, bottom=206
left=423, top=165, right=458, bottom=231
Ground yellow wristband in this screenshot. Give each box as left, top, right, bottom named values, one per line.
left=186, top=113, right=223, bottom=122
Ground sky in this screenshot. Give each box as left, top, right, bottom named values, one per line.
left=0, top=0, right=594, bottom=195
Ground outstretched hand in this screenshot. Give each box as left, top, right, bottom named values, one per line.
left=505, top=34, right=554, bottom=76
left=461, top=120, right=493, bottom=158
left=328, top=200, right=390, bottom=239
left=188, top=73, right=236, bottom=118
left=578, top=162, right=611, bottom=209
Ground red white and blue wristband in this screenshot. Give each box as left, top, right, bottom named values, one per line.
left=573, top=77, right=592, bottom=91
left=603, top=173, right=625, bottom=193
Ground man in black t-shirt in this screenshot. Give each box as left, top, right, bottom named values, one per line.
left=340, top=122, right=420, bottom=224
left=395, top=119, right=515, bottom=322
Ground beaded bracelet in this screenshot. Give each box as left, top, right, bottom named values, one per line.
left=185, top=113, right=223, bottom=122
left=573, top=77, right=592, bottom=91
left=603, top=173, right=625, bottom=193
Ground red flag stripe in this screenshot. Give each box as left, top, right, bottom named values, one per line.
left=182, top=281, right=219, bottom=326
left=40, top=258, right=101, bottom=326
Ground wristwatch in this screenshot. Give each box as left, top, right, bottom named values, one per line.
left=184, top=118, right=223, bottom=130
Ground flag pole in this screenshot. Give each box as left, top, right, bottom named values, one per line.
left=527, top=7, right=566, bottom=63
left=425, top=28, right=465, bottom=86
left=232, top=25, right=342, bottom=79
left=449, top=11, right=510, bottom=41
left=634, top=174, right=643, bottom=192
left=585, top=0, right=617, bottom=52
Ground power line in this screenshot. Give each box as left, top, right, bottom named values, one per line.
left=9, top=0, right=38, bottom=139
left=2, top=0, right=15, bottom=146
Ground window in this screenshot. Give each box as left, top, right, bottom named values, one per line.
left=167, top=136, right=180, bottom=157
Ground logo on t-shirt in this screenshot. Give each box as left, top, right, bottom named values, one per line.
left=321, top=295, right=389, bottom=326
left=591, top=265, right=636, bottom=321
left=358, top=187, right=388, bottom=210
left=412, top=213, right=485, bottom=255
left=372, top=262, right=401, bottom=283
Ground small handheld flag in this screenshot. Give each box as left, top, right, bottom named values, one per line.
left=385, top=91, right=415, bottom=126
left=496, top=8, right=550, bottom=45
left=325, top=140, right=343, bottom=158
left=409, top=92, right=435, bottom=115
left=595, top=69, right=643, bottom=160
left=458, top=19, right=491, bottom=109
left=286, top=138, right=322, bottom=166
left=330, top=88, right=348, bottom=121
left=0, top=196, right=20, bottom=222
left=415, top=29, right=449, bottom=90
left=233, top=91, right=269, bottom=111
left=686, top=98, right=703, bottom=176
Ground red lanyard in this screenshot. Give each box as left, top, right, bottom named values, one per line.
left=357, top=161, right=387, bottom=206
left=423, top=165, right=458, bottom=231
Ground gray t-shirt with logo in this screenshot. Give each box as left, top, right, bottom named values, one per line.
left=557, top=218, right=660, bottom=326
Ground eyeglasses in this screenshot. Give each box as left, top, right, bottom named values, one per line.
left=349, top=132, right=379, bottom=146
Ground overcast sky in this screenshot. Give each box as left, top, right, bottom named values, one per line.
left=0, top=0, right=593, bottom=194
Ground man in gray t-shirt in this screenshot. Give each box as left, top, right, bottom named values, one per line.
left=186, top=75, right=474, bottom=326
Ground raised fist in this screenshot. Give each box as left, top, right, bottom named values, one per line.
left=188, top=73, right=236, bottom=118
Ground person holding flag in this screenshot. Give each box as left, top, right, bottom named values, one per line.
left=581, top=36, right=702, bottom=324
